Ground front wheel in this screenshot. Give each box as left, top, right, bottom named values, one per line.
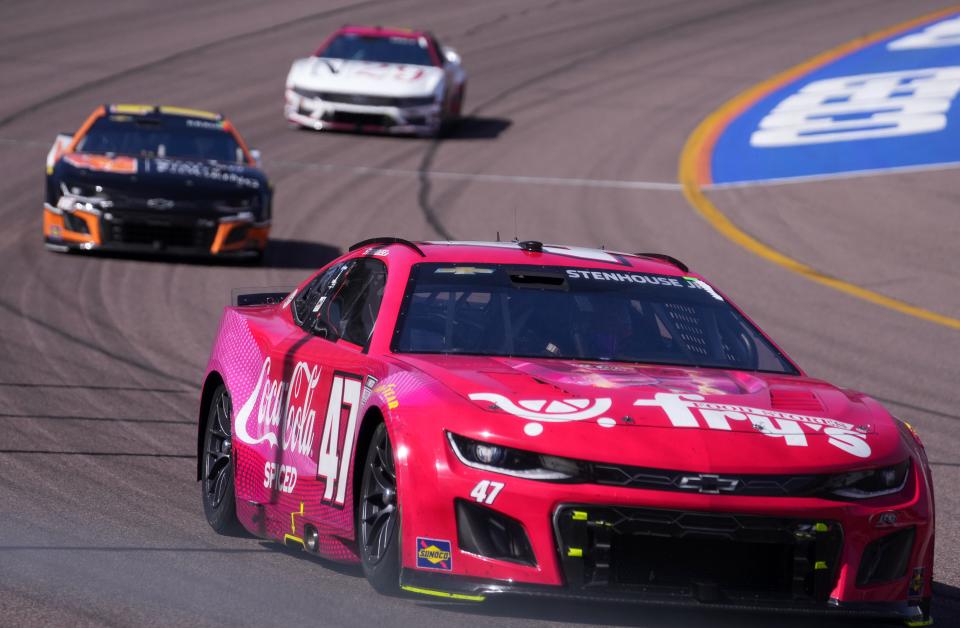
left=357, top=422, right=402, bottom=594
left=201, top=385, right=242, bottom=534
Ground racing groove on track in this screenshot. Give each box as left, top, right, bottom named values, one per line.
left=0, top=1, right=958, bottom=626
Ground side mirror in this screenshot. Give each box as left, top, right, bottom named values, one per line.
left=442, top=47, right=460, bottom=66
left=250, top=148, right=263, bottom=168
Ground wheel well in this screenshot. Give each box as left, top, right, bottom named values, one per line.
left=352, top=407, right=385, bottom=524
left=197, top=372, right=225, bottom=481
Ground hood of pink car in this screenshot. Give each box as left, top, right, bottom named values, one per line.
left=394, top=354, right=906, bottom=474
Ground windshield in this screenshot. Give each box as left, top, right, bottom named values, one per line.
left=76, top=116, right=245, bottom=163
left=394, top=263, right=798, bottom=374
left=317, top=33, right=435, bottom=66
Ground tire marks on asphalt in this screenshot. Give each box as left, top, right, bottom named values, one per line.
left=0, top=0, right=390, bottom=130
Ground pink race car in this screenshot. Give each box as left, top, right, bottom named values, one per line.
left=197, top=238, right=934, bottom=624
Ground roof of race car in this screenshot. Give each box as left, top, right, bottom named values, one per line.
left=354, top=239, right=692, bottom=276
left=335, top=25, right=430, bottom=39
left=106, top=104, right=224, bottom=122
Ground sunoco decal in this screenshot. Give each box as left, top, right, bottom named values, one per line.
left=416, top=537, right=452, bottom=571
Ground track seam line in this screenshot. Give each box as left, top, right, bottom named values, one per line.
left=273, top=159, right=682, bottom=191
left=678, top=5, right=960, bottom=332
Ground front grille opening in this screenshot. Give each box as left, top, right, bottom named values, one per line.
left=224, top=224, right=249, bottom=245
left=611, top=534, right=793, bottom=594
left=456, top=499, right=536, bottom=566
left=63, top=212, right=90, bottom=234
left=857, top=527, right=915, bottom=586
left=104, top=215, right=216, bottom=250
left=556, top=506, right=842, bottom=604
left=324, top=111, right=392, bottom=127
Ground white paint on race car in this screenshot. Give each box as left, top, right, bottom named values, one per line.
left=469, top=393, right=613, bottom=422
left=287, top=57, right=445, bottom=98
left=634, top=393, right=872, bottom=458
left=234, top=357, right=320, bottom=454
left=264, top=462, right=297, bottom=493
left=468, top=390, right=872, bottom=457
left=470, top=480, right=504, bottom=504
left=471, top=392, right=615, bottom=437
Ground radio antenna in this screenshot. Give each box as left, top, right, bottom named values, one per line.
left=513, top=207, right=518, bottom=242
left=496, top=230, right=501, bottom=242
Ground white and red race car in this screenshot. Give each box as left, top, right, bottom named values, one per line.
left=284, top=26, right=467, bottom=137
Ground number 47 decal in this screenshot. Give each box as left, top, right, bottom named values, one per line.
left=470, top=480, right=504, bottom=505
left=317, top=374, right=363, bottom=506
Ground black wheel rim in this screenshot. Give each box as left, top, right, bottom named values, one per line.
left=360, top=428, right=397, bottom=565
left=203, top=390, right=233, bottom=509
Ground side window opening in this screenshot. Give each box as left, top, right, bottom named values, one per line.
left=292, top=262, right=348, bottom=327
left=314, top=258, right=387, bottom=346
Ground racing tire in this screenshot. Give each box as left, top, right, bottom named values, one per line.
left=451, top=84, right=465, bottom=117
left=357, top=422, right=402, bottom=594
left=440, top=84, right=466, bottom=138
left=200, top=385, right=242, bottom=535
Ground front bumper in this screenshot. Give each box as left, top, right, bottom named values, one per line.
left=400, top=568, right=927, bottom=622
left=43, top=203, right=268, bottom=258
left=395, top=431, right=934, bottom=622
left=285, top=89, right=442, bottom=136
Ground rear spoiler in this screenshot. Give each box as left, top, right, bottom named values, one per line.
left=231, top=286, right=296, bottom=307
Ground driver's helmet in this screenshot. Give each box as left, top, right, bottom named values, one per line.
left=578, top=295, right=634, bottom=358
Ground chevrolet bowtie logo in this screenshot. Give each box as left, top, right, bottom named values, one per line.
left=677, top=473, right=740, bottom=494
left=147, top=198, right=174, bottom=209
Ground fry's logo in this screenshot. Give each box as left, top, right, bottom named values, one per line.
left=416, top=537, right=452, bottom=571
left=234, top=357, right=319, bottom=456
left=468, top=393, right=611, bottom=422
left=634, top=393, right=871, bottom=458
left=470, top=390, right=872, bottom=458
left=468, top=392, right=614, bottom=437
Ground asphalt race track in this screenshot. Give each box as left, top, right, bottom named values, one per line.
left=1, top=1, right=958, bottom=626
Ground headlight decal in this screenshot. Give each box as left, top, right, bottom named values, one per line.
left=826, top=459, right=911, bottom=499
left=448, top=431, right=913, bottom=501
left=447, top=432, right=586, bottom=481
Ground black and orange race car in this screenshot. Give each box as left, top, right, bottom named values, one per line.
left=44, top=104, right=271, bottom=260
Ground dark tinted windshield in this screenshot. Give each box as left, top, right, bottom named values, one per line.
left=394, top=264, right=798, bottom=374
left=76, top=116, right=244, bottom=163
left=318, top=33, right=435, bottom=66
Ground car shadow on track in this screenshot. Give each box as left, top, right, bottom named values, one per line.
left=932, top=581, right=960, bottom=628
left=266, top=541, right=364, bottom=579
left=292, top=116, right=511, bottom=140
left=260, top=238, right=341, bottom=270
left=267, top=539, right=960, bottom=628
left=57, top=239, right=341, bottom=270
left=447, top=116, right=512, bottom=140
left=411, top=580, right=960, bottom=628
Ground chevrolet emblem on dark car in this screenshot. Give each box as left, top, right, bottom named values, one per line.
left=147, top=198, right=175, bottom=209
left=677, top=474, right=740, bottom=494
